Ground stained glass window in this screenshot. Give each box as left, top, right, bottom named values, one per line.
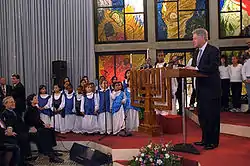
left=95, top=0, right=146, bottom=43
left=97, top=52, right=145, bottom=84
left=219, top=0, right=250, bottom=38
left=156, top=0, right=209, bottom=40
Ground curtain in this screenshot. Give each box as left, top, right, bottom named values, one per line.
left=0, top=0, right=95, bottom=95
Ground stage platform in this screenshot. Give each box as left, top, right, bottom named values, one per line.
left=187, top=110, right=250, bottom=138
left=45, top=119, right=250, bottom=166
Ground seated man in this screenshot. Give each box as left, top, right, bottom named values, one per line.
left=24, top=94, right=64, bottom=163
left=0, top=96, right=36, bottom=166
left=0, top=118, right=20, bottom=166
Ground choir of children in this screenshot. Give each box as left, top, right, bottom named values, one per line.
left=35, top=74, right=140, bottom=135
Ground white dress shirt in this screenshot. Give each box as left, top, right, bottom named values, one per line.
left=219, top=65, right=230, bottom=79
left=229, top=64, right=242, bottom=82
left=242, top=59, right=250, bottom=81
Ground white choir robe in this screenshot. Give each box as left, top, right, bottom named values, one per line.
left=64, top=92, right=76, bottom=133
left=50, top=92, right=66, bottom=133
left=111, top=90, right=125, bottom=135
left=80, top=92, right=99, bottom=134
left=39, top=94, right=52, bottom=125
left=97, top=88, right=112, bottom=135
left=72, top=93, right=83, bottom=133
left=154, top=63, right=178, bottom=115
left=124, top=88, right=139, bottom=132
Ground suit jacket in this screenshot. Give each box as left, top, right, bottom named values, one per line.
left=0, top=84, right=12, bottom=98
left=196, top=44, right=221, bottom=99
left=11, top=82, right=26, bottom=112
left=0, top=109, right=29, bottom=134
left=24, top=106, right=44, bottom=129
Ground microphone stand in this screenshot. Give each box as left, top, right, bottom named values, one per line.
left=99, top=87, right=109, bottom=141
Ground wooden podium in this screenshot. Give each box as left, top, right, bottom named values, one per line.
left=130, top=68, right=205, bottom=154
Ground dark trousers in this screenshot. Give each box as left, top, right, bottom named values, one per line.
left=190, top=89, right=196, bottom=106
left=29, top=128, right=57, bottom=155
left=197, top=95, right=221, bottom=146
left=230, top=82, right=242, bottom=109
left=0, top=143, right=20, bottom=166
left=221, top=79, right=230, bottom=109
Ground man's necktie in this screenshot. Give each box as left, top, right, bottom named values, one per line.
left=197, top=49, right=202, bottom=66
left=2, top=86, right=6, bottom=97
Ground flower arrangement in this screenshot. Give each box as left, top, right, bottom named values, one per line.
left=129, top=141, right=182, bottom=166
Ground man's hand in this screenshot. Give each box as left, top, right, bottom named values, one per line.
left=29, top=127, right=37, bottom=133
left=44, top=124, right=51, bottom=128
left=38, top=107, right=44, bottom=110
left=185, top=66, right=197, bottom=70
left=5, top=130, right=17, bottom=137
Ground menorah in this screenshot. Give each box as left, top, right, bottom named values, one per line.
left=130, top=67, right=205, bottom=154
left=130, top=67, right=173, bottom=136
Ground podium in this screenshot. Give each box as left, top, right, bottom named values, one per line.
left=130, top=68, right=205, bottom=154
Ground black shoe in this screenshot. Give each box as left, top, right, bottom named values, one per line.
left=49, top=156, right=64, bottom=163
left=194, top=141, right=205, bottom=146
left=25, top=155, right=38, bottom=161
left=53, top=151, right=63, bottom=157
left=204, top=144, right=215, bottom=150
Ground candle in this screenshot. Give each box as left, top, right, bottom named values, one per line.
left=147, top=48, right=149, bottom=59
left=130, top=53, right=133, bottom=65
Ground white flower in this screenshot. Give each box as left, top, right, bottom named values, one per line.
left=165, top=154, right=170, bottom=159
left=149, top=158, right=153, bottom=162
left=141, top=153, right=145, bottom=157
left=147, top=144, right=152, bottom=148
left=162, top=148, right=166, bottom=151
left=165, top=144, right=169, bottom=148
left=139, top=158, right=143, bottom=162
left=135, top=157, right=138, bottom=161
left=156, top=159, right=163, bottom=165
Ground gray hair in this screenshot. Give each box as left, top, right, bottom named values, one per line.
left=192, top=28, right=208, bottom=41
left=2, top=96, right=14, bottom=106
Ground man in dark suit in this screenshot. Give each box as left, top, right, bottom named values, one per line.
left=0, top=77, right=12, bottom=97
left=11, top=74, right=26, bottom=117
left=0, top=77, right=12, bottom=111
left=186, top=28, right=221, bottom=150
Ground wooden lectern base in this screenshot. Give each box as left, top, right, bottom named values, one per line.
left=138, top=124, right=161, bottom=137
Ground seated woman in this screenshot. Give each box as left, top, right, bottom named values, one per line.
left=24, top=94, right=64, bottom=163
left=0, top=118, right=20, bottom=166
left=0, top=96, right=36, bottom=166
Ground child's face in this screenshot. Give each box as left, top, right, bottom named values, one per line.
left=126, top=71, right=130, bottom=78
left=77, top=87, right=82, bottom=93
left=67, top=87, right=73, bottom=94
left=90, top=84, right=96, bottom=92
left=64, top=81, right=70, bottom=88
left=40, top=87, right=47, bottom=94
left=101, top=81, right=108, bottom=89
left=114, top=83, right=122, bottom=91
left=54, top=85, right=60, bottom=92
left=81, top=80, right=86, bottom=87
left=85, top=85, right=92, bottom=93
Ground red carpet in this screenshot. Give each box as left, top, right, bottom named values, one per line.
left=192, top=110, right=250, bottom=127
left=57, top=119, right=250, bottom=166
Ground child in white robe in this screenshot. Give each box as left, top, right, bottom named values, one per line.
left=72, top=85, right=84, bottom=133
left=64, top=84, right=76, bottom=133
left=111, top=82, right=125, bottom=135
left=80, top=83, right=99, bottom=134
left=51, top=84, right=65, bottom=133
left=97, top=79, right=112, bottom=134
left=37, top=85, right=52, bottom=125
left=124, top=79, right=140, bottom=131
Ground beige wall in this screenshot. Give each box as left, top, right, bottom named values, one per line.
left=94, top=0, right=248, bottom=66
